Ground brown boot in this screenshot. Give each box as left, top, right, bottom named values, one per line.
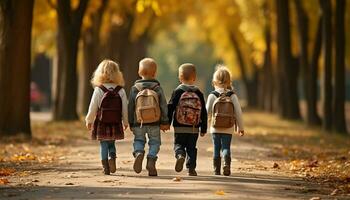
left=223, top=156, right=231, bottom=176
left=133, top=152, right=144, bottom=174
left=175, top=154, right=185, bottom=172
left=213, top=157, right=221, bottom=175
left=101, top=159, right=110, bottom=175
left=146, top=157, right=158, bottom=176
left=108, top=152, right=116, bottom=173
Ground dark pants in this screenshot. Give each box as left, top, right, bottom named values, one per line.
left=212, top=133, right=232, bottom=159
left=174, top=133, right=199, bottom=169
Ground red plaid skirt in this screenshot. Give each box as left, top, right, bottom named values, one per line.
left=91, top=119, right=124, bottom=141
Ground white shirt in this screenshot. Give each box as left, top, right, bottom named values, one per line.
left=85, top=83, right=129, bottom=125
left=206, top=88, right=244, bottom=134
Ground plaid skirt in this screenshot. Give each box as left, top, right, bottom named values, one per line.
left=91, top=119, right=124, bottom=141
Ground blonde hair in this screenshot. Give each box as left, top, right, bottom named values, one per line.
left=179, top=63, right=196, bottom=81
left=91, top=59, right=125, bottom=87
left=212, top=65, right=232, bottom=89
left=138, top=58, right=157, bottom=78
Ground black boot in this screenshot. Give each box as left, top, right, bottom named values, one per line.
left=109, top=152, right=116, bottom=173
left=175, top=154, right=185, bottom=172
left=188, top=168, right=197, bottom=176
left=146, top=157, right=158, bottom=176
left=133, top=152, right=144, bottom=174
left=213, top=157, right=221, bottom=175
left=101, top=159, right=110, bottom=175
left=223, top=156, right=231, bottom=176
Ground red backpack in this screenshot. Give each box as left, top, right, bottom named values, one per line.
left=97, top=85, right=122, bottom=124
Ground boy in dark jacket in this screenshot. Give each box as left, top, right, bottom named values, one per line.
left=128, top=58, right=170, bottom=176
left=168, top=63, right=207, bottom=176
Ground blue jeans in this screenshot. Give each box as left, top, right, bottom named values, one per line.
left=132, top=126, right=161, bottom=159
left=212, top=133, right=232, bottom=159
left=100, top=140, right=116, bottom=160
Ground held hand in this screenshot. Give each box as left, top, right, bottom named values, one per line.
left=200, top=133, right=206, bottom=137
left=160, top=124, right=170, bottom=132
left=239, top=130, right=244, bottom=137
left=123, top=124, right=129, bottom=131
left=86, top=123, right=92, bottom=130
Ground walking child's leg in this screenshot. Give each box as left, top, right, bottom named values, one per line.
left=146, top=126, right=161, bottom=176
left=100, top=141, right=110, bottom=175
left=221, top=134, right=232, bottom=176
left=132, top=127, right=146, bottom=173
left=107, top=140, right=116, bottom=173
left=186, top=134, right=199, bottom=176
left=174, top=133, right=187, bottom=172
left=212, top=133, right=222, bottom=175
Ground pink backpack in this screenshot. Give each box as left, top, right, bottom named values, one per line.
left=176, top=90, right=202, bottom=126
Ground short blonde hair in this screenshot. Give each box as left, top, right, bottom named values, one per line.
left=91, top=59, right=125, bottom=87
left=179, top=63, right=196, bottom=81
left=212, top=65, right=232, bottom=89
left=138, top=58, right=157, bottom=78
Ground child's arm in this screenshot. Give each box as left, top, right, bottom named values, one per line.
left=232, top=94, right=244, bottom=135
left=158, top=87, right=170, bottom=127
left=120, top=88, right=129, bottom=130
left=167, top=89, right=178, bottom=125
left=85, top=87, right=103, bottom=129
left=205, top=94, right=215, bottom=125
left=128, top=87, right=136, bottom=128
left=198, top=92, right=208, bottom=135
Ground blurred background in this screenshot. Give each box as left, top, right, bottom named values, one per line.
left=0, top=0, right=349, bottom=137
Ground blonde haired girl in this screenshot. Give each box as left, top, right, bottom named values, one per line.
left=206, top=65, right=244, bottom=176
left=85, top=59, right=128, bottom=175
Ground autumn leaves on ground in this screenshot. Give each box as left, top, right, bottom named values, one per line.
left=0, top=111, right=349, bottom=200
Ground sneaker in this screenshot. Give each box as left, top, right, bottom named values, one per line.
left=175, top=155, right=185, bottom=172
left=133, top=152, right=144, bottom=174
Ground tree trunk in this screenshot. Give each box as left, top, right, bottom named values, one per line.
left=309, top=17, right=323, bottom=125
left=229, top=32, right=258, bottom=108
left=261, top=1, right=274, bottom=112
left=319, top=0, right=333, bottom=131
left=78, top=0, right=107, bottom=116
left=53, top=0, right=89, bottom=121
left=276, top=0, right=301, bottom=120
left=333, top=0, right=347, bottom=133
left=0, top=0, right=34, bottom=137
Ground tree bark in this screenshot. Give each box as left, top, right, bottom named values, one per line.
left=276, top=0, right=301, bottom=120
left=319, top=0, right=333, bottom=131
left=0, top=0, right=34, bottom=137
left=53, top=0, right=89, bottom=121
left=333, top=0, right=347, bottom=133
left=309, top=17, right=323, bottom=125
left=78, top=0, right=107, bottom=116
left=229, top=32, right=258, bottom=108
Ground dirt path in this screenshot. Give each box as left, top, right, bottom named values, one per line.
left=1, top=126, right=336, bottom=200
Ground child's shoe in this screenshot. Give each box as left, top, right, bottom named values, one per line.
left=175, top=154, right=185, bottom=172
left=213, top=157, right=221, bottom=175
left=101, top=159, right=110, bottom=175
left=188, top=168, right=197, bottom=176
left=223, top=156, right=231, bottom=176
left=108, top=152, right=116, bottom=173
left=133, top=152, right=144, bottom=174
left=146, top=157, right=158, bottom=176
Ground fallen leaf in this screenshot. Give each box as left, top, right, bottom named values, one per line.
left=215, top=190, right=225, bottom=195
left=65, top=182, right=74, bottom=185
left=309, top=197, right=321, bottom=200
left=0, top=178, right=9, bottom=185
left=172, top=177, right=182, bottom=182
left=273, top=162, right=279, bottom=169
left=330, top=189, right=338, bottom=196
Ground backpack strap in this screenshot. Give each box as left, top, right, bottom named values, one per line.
left=211, top=91, right=221, bottom=98
left=99, top=85, right=109, bottom=93
left=135, top=83, right=159, bottom=92
left=226, top=91, right=235, bottom=97
left=113, top=86, right=122, bottom=93
left=211, top=90, right=235, bottom=98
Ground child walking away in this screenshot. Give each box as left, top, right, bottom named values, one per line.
left=206, top=65, right=244, bottom=176
left=85, top=59, right=129, bottom=175
left=128, top=58, right=169, bottom=176
left=168, top=63, right=207, bottom=176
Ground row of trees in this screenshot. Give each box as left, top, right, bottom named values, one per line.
left=0, top=0, right=348, bottom=137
